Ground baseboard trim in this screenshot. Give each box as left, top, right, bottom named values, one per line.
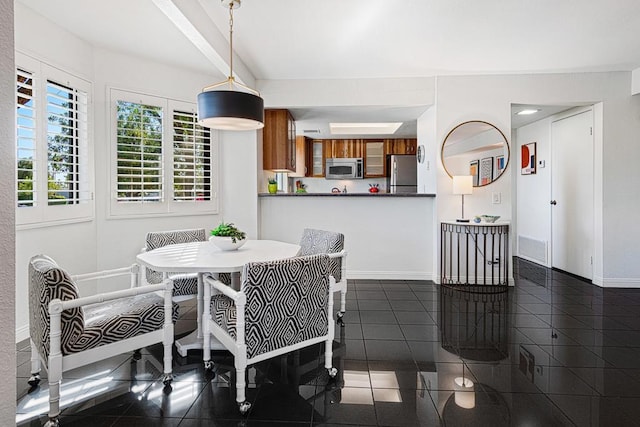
left=599, top=277, right=640, bottom=288
left=16, top=324, right=29, bottom=343
left=347, top=270, right=434, bottom=281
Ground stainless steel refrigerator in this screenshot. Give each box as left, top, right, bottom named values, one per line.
left=387, top=154, right=417, bottom=193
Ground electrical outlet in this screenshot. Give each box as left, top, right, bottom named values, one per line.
left=492, top=192, right=501, bottom=204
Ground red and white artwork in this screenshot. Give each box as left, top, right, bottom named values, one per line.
left=521, top=142, right=536, bottom=175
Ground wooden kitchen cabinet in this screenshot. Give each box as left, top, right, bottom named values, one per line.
left=291, top=136, right=325, bottom=177
left=385, top=138, right=417, bottom=155
left=325, top=139, right=364, bottom=158
left=308, top=139, right=325, bottom=177
left=364, top=140, right=385, bottom=177
left=263, top=109, right=296, bottom=171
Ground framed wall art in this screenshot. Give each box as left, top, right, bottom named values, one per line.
left=469, top=160, right=479, bottom=186
left=480, top=157, right=493, bottom=185
left=495, top=155, right=505, bottom=176
left=521, top=142, right=536, bottom=175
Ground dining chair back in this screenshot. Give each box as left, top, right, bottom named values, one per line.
left=144, top=228, right=206, bottom=297
left=298, top=228, right=348, bottom=320
left=202, top=254, right=337, bottom=414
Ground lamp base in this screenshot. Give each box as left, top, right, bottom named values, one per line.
left=456, top=219, right=470, bottom=223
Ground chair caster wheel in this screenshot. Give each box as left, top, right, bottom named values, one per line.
left=162, top=374, right=173, bottom=386
left=28, top=373, right=41, bottom=387
left=328, top=367, right=338, bottom=378
left=44, top=417, right=60, bottom=427
left=238, top=401, right=251, bottom=415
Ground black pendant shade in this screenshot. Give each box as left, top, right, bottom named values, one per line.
left=197, top=90, right=264, bottom=131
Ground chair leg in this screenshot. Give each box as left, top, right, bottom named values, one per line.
left=28, top=339, right=41, bottom=387
left=48, top=357, right=62, bottom=425
left=325, top=336, right=337, bottom=379
left=235, top=354, right=250, bottom=415
left=336, top=289, right=347, bottom=326
left=340, top=289, right=347, bottom=315
left=162, top=324, right=174, bottom=387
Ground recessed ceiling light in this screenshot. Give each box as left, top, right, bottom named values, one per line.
left=329, top=122, right=402, bottom=135
left=516, top=109, right=540, bottom=116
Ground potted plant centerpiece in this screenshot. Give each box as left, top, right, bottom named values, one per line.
left=268, top=177, right=278, bottom=194
left=209, top=222, right=247, bottom=251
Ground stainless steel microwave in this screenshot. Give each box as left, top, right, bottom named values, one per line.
left=325, top=158, right=364, bottom=179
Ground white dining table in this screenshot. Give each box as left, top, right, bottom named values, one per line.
left=136, top=239, right=301, bottom=356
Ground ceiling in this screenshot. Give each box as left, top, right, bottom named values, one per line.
left=17, top=0, right=640, bottom=136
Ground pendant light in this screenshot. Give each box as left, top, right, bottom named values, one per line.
left=197, top=0, right=264, bottom=130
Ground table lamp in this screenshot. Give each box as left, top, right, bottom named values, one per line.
left=453, top=175, right=473, bottom=223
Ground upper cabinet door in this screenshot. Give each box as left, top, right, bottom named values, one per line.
left=364, top=141, right=385, bottom=177
left=263, top=109, right=296, bottom=172
left=385, top=139, right=417, bottom=155
left=309, top=139, right=325, bottom=177
left=326, top=139, right=364, bottom=158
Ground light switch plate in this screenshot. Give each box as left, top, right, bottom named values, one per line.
left=492, top=192, right=501, bottom=204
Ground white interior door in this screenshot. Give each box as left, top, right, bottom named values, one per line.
left=551, top=110, right=594, bottom=279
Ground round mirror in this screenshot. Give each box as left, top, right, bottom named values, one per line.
left=441, top=121, right=510, bottom=187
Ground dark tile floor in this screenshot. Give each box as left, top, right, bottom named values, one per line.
left=16, top=258, right=640, bottom=426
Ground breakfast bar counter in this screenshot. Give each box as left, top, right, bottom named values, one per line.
left=259, top=192, right=436, bottom=281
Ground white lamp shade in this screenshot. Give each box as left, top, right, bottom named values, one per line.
left=452, top=175, right=473, bottom=195
left=454, top=376, right=475, bottom=409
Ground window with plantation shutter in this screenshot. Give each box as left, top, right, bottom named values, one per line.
left=109, top=89, right=218, bottom=217
left=46, top=80, right=90, bottom=206
left=15, top=54, right=93, bottom=227
left=115, top=101, right=164, bottom=203
left=172, top=110, right=211, bottom=202
left=16, top=68, right=36, bottom=208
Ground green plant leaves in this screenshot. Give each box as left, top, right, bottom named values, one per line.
left=210, top=222, right=246, bottom=243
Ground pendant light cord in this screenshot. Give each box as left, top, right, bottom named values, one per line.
left=228, top=2, right=234, bottom=86
left=201, top=0, right=260, bottom=96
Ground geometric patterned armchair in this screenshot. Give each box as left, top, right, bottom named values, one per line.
left=202, top=254, right=338, bottom=414
left=28, top=254, right=178, bottom=427
left=143, top=228, right=207, bottom=299
left=298, top=228, right=348, bottom=321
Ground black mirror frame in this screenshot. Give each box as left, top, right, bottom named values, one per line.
left=441, top=120, right=510, bottom=187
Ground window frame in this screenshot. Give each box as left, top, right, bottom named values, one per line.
left=108, top=88, right=219, bottom=218
left=15, top=53, right=94, bottom=228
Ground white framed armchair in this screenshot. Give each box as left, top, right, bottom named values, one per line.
left=202, top=254, right=338, bottom=414
left=299, top=228, right=348, bottom=322
left=28, top=255, right=178, bottom=427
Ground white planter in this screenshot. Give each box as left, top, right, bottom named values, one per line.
left=209, top=235, right=247, bottom=251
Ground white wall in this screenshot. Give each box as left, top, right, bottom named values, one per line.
left=91, top=47, right=228, bottom=289
left=258, top=77, right=435, bottom=109
left=515, top=117, right=553, bottom=266
left=14, top=4, right=99, bottom=340
left=417, top=106, right=437, bottom=195
left=434, top=73, right=640, bottom=287
left=0, top=0, right=16, bottom=418
left=259, top=196, right=435, bottom=280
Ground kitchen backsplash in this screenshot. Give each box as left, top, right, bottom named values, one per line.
left=291, top=177, right=387, bottom=194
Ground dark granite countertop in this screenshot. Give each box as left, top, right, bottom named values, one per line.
left=258, top=192, right=436, bottom=197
